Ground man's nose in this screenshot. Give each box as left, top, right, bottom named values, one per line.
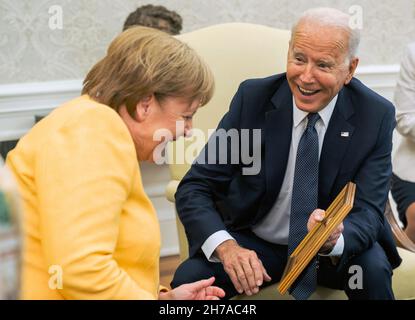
left=299, top=64, right=315, bottom=84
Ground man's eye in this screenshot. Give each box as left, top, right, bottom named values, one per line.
left=318, top=63, right=329, bottom=69
left=183, top=116, right=192, bottom=121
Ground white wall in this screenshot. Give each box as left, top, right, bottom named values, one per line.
left=0, top=0, right=414, bottom=84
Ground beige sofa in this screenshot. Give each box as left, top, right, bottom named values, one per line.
left=166, top=23, right=415, bottom=300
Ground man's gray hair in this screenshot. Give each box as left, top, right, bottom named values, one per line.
left=291, top=7, right=360, bottom=61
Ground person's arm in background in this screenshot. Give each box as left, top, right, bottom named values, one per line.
left=176, top=82, right=271, bottom=296
left=395, top=43, right=415, bottom=141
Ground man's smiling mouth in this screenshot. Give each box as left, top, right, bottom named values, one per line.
left=298, top=85, right=321, bottom=96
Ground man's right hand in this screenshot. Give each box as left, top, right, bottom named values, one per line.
left=215, top=239, right=271, bottom=296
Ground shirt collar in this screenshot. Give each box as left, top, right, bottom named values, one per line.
left=292, top=94, right=338, bottom=129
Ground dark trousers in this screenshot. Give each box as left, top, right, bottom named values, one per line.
left=171, top=230, right=395, bottom=300
left=391, top=173, right=415, bottom=227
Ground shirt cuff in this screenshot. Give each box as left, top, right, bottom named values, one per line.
left=319, top=233, right=344, bottom=257
left=201, top=230, right=235, bottom=262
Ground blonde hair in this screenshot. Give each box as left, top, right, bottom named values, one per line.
left=82, top=26, right=214, bottom=116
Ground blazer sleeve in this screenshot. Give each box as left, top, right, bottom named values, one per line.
left=175, top=84, right=244, bottom=257
left=35, top=107, right=156, bottom=300
left=394, top=43, right=415, bottom=141
left=338, top=105, right=396, bottom=270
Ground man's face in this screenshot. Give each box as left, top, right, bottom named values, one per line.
left=286, top=21, right=358, bottom=113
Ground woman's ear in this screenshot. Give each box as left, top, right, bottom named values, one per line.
left=135, top=95, right=154, bottom=122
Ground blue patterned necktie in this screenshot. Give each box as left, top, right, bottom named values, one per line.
left=288, top=112, right=320, bottom=300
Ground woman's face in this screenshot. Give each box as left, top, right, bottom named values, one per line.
left=120, top=95, right=201, bottom=162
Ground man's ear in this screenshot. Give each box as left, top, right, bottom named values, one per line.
left=345, top=57, right=359, bottom=85
left=135, top=95, right=154, bottom=122
left=287, top=40, right=293, bottom=59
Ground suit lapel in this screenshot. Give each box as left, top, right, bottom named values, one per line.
left=260, top=81, right=293, bottom=217
left=319, top=86, right=355, bottom=205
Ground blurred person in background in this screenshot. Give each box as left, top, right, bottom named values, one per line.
left=123, top=4, right=182, bottom=35
left=0, top=156, right=21, bottom=300
left=391, top=42, right=415, bottom=244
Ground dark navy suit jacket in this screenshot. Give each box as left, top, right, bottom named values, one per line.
left=176, top=73, right=402, bottom=271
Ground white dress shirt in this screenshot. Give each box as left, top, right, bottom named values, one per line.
left=202, top=95, right=344, bottom=262
left=393, top=42, right=415, bottom=182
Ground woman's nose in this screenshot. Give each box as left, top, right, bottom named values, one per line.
left=184, top=120, right=193, bottom=137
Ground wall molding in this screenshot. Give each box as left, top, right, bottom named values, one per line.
left=161, top=246, right=180, bottom=257
left=0, top=80, right=83, bottom=141
left=355, top=64, right=400, bottom=98
left=0, top=64, right=400, bottom=121
left=0, top=80, right=83, bottom=118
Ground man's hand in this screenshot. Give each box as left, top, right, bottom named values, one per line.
left=307, top=209, right=344, bottom=254
left=159, top=277, right=225, bottom=300
left=215, top=239, right=271, bottom=296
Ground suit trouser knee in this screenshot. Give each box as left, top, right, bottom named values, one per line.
left=319, top=242, right=394, bottom=300
left=345, top=243, right=394, bottom=300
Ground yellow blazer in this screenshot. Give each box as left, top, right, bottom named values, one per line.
left=6, top=95, right=162, bottom=299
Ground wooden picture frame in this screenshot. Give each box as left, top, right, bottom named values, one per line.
left=278, top=182, right=356, bottom=295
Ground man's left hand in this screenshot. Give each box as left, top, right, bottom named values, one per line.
left=307, top=209, right=344, bottom=254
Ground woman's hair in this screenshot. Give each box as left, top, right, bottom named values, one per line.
left=82, top=26, right=214, bottom=116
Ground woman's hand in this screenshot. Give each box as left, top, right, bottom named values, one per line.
left=159, top=277, right=225, bottom=300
